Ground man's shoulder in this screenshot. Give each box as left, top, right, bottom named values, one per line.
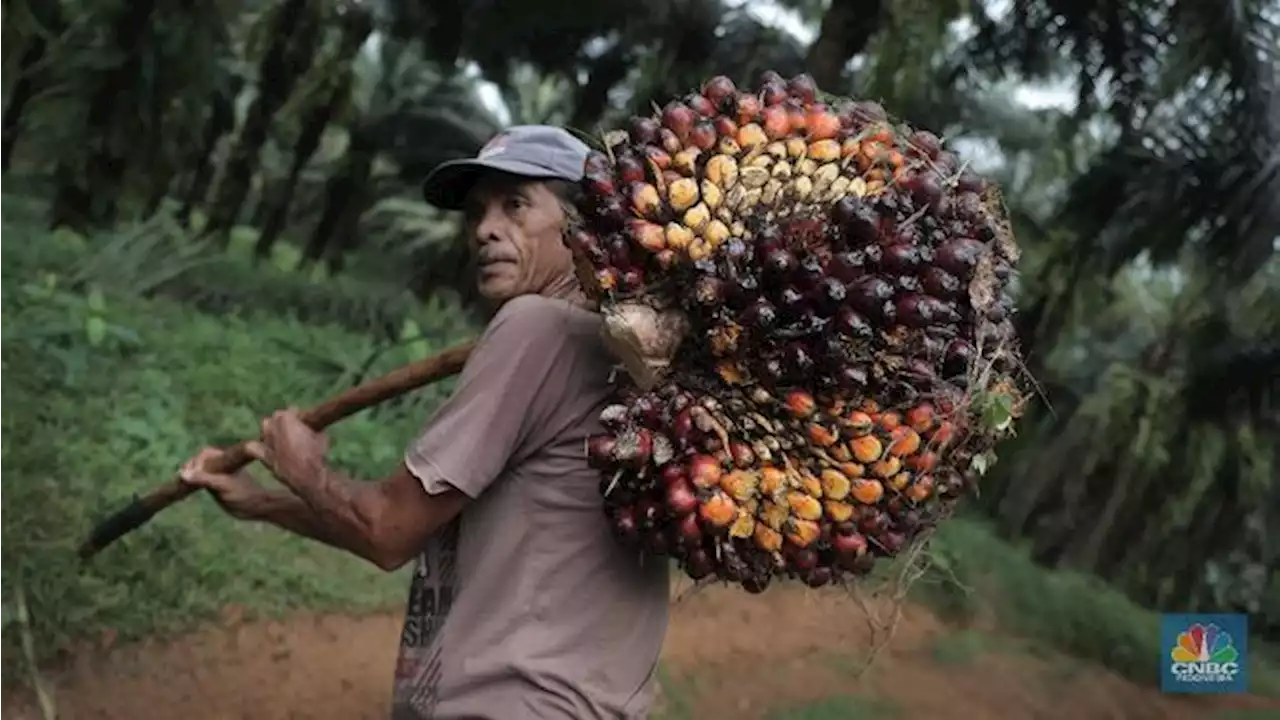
left=483, top=295, right=603, bottom=350
left=494, top=294, right=598, bottom=324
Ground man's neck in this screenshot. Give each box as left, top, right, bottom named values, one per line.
left=540, top=273, right=591, bottom=309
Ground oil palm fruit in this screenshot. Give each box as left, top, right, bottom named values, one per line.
left=576, top=72, right=1028, bottom=593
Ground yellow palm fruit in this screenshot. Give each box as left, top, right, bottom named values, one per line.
left=820, top=469, right=852, bottom=500
left=759, top=466, right=788, bottom=497
left=664, top=222, right=694, bottom=251
left=702, top=219, right=730, bottom=247
left=729, top=510, right=756, bottom=539
left=871, top=456, right=901, bottom=478
left=824, top=500, right=855, bottom=523
left=786, top=490, right=823, bottom=521
left=672, top=148, right=700, bottom=176
left=740, top=165, right=770, bottom=189
left=720, top=470, right=759, bottom=504
left=700, top=179, right=723, bottom=209
left=808, top=139, right=841, bottom=163
left=785, top=518, right=821, bottom=548
left=683, top=202, right=711, bottom=232
left=668, top=177, right=699, bottom=212
left=705, top=154, right=738, bottom=189
left=759, top=500, right=789, bottom=531
left=753, top=523, right=783, bottom=552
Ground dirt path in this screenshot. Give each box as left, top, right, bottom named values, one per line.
left=4, top=584, right=1276, bottom=720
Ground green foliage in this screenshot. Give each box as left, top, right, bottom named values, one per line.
left=0, top=219, right=476, bottom=665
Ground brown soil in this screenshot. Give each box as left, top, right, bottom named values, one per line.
left=4, top=585, right=1276, bottom=720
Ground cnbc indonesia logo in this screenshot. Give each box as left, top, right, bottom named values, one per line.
left=1169, top=623, right=1241, bottom=684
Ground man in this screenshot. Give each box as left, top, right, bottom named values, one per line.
left=179, top=125, right=671, bottom=719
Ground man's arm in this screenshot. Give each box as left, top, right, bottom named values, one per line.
left=244, top=296, right=580, bottom=570
left=257, top=462, right=467, bottom=571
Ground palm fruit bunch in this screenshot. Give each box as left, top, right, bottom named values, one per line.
left=568, top=71, right=1027, bottom=593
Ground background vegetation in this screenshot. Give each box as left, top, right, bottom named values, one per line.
left=3, top=0, right=1277, bottom=703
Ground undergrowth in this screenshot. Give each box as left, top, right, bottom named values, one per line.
left=1, top=209, right=479, bottom=670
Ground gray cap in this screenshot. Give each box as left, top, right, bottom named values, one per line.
left=422, top=125, right=591, bottom=210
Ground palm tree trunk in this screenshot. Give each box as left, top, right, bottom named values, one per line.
left=202, top=0, right=319, bottom=242
left=255, top=5, right=372, bottom=259
left=178, top=80, right=242, bottom=228
left=2, top=40, right=47, bottom=172
left=805, top=0, right=887, bottom=91
left=49, top=0, right=157, bottom=231
left=302, top=126, right=375, bottom=268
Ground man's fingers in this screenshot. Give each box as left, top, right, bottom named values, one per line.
left=245, top=440, right=272, bottom=465
left=179, top=465, right=216, bottom=488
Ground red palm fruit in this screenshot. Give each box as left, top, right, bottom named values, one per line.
left=665, top=476, right=700, bottom=516
left=787, top=73, right=818, bottom=103
left=688, top=454, right=723, bottom=489
left=673, top=513, right=702, bottom=546
left=806, top=105, right=841, bottom=141
left=702, top=75, right=737, bottom=106
left=735, top=93, right=762, bottom=124
left=758, top=69, right=785, bottom=86
left=661, top=464, right=687, bottom=488
left=910, top=129, right=942, bottom=159
left=629, top=116, right=660, bottom=144
left=661, top=101, right=697, bottom=141
left=686, top=93, right=716, bottom=118
left=586, top=434, right=617, bottom=469
left=643, top=145, right=672, bottom=171
left=905, top=404, right=936, bottom=433
left=627, top=219, right=666, bottom=253
left=761, top=105, right=790, bottom=140
left=583, top=168, right=615, bottom=198
left=712, top=115, right=738, bottom=138
left=658, top=128, right=681, bottom=155
left=616, top=155, right=646, bottom=185
left=787, top=105, right=807, bottom=134
left=760, top=81, right=788, bottom=106
left=729, top=441, right=755, bottom=468
left=935, top=238, right=986, bottom=279
left=690, top=120, right=717, bottom=151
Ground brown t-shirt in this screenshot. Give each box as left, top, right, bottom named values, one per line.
left=391, top=295, right=671, bottom=720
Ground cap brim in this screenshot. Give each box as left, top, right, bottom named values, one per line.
left=421, top=157, right=567, bottom=210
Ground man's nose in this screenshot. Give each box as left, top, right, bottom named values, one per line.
left=473, top=211, right=503, bottom=245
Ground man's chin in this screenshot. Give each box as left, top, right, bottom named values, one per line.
left=477, top=278, right=519, bottom=303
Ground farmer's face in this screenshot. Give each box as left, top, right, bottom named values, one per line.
left=463, top=176, right=574, bottom=303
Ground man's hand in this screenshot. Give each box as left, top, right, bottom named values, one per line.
left=179, top=447, right=269, bottom=520
left=247, top=407, right=330, bottom=489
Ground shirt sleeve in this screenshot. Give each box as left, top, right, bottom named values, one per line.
left=404, top=296, right=586, bottom=499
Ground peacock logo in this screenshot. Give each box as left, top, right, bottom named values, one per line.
left=1171, top=623, right=1239, bottom=663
